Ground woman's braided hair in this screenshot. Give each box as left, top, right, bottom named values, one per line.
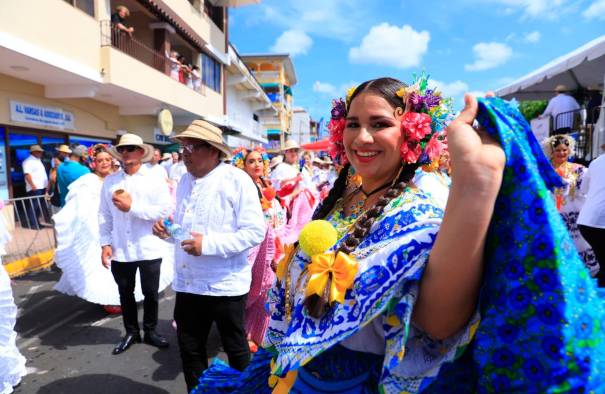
left=305, top=77, right=419, bottom=318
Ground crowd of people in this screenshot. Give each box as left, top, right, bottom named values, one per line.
left=1, top=73, right=605, bottom=393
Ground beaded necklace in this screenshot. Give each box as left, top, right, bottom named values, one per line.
left=282, top=171, right=405, bottom=322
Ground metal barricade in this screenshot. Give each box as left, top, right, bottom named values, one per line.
left=2, top=195, right=56, bottom=265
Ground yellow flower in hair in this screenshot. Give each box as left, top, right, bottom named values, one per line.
left=299, top=220, right=338, bottom=257
left=346, top=86, right=357, bottom=104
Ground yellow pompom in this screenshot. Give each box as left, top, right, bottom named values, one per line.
left=298, top=220, right=338, bottom=257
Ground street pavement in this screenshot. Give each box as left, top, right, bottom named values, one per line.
left=11, top=266, right=227, bottom=394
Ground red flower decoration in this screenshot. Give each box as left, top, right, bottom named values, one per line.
left=400, top=140, right=422, bottom=164
left=328, top=117, right=348, bottom=165
left=262, top=186, right=277, bottom=201
left=401, top=112, right=432, bottom=141
left=425, top=133, right=446, bottom=162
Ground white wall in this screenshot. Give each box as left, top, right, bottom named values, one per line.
left=291, top=109, right=311, bottom=145
left=226, top=84, right=267, bottom=146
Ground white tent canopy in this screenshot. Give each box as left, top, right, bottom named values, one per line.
left=496, top=35, right=605, bottom=100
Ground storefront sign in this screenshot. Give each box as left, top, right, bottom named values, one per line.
left=10, top=100, right=75, bottom=130
left=154, top=128, right=172, bottom=145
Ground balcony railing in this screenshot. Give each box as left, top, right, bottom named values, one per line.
left=101, top=20, right=169, bottom=73
left=100, top=20, right=205, bottom=95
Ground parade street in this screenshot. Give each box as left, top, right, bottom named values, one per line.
left=11, top=267, right=226, bottom=394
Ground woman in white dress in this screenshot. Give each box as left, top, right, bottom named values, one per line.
left=0, top=202, right=27, bottom=394
left=53, top=145, right=174, bottom=313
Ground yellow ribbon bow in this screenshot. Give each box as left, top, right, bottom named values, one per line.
left=305, top=251, right=358, bottom=305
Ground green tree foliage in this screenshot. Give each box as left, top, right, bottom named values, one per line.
left=518, top=100, right=548, bottom=121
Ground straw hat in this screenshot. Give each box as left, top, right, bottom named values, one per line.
left=282, top=140, right=300, bottom=151
left=269, top=155, right=283, bottom=169
left=160, top=152, right=172, bottom=161
left=555, top=84, right=569, bottom=93
left=108, top=133, right=154, bottom=162
left=312, top=157, right=324, bottom=165
left=55, top=144, right=72, bottom=154
left=322, top=157, right=333, bottom=165
left=29, top=144, right=44, bottom=153
left=172, top=120, right=231, bottom=158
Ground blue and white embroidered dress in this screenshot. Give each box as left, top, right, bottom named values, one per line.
left=194, top=188, right=478, bottom=393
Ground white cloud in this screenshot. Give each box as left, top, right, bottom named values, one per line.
left=260, top=1, right=367, bottom=41
left=505, top=33, right=517, bottom=42
left=524, top=31, right=541, bottom=43
left=465, top=42, right=513, bottom=71
left=468, top=90, right=486, bottom=98
left=270, top=30, right=313, bottom=57
left=348, top=23, right=430, bottom=69
left=312, top=81, right=360, bottom=98
left=429, top=79, right=469, bottom=98
left=583, top=0, right=605, bottom=19
left=313, top=81, right=337, bottom=95
left=483, top=0, right=571, bottom=20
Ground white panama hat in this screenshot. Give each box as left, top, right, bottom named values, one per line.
left=108, top=133, right=154, bottom=163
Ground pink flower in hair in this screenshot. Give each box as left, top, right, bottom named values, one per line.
left=401, top=112, right=432, bottom=141
left=424, top=133, right=446, bottom=162
left=400, top=140, right=422, bottom=164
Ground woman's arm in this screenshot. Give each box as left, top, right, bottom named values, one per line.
left=413, top=95, right=505, bottom=340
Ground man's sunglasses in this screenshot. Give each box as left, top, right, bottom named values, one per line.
left=117, top=145, right=139, bottom=153
left=181, top=142, right=211, bottom=154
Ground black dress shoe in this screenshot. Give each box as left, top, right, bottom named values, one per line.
left=144, top=331, right=169, bottom=348
left=112, top=333, right=141, bottom=355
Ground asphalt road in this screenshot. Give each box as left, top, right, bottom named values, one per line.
left=11, top=266, right=227, bottom=394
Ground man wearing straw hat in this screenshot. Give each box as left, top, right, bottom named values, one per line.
left=55, top=144, right=72, bottom=162
left=22, top=144, right=50, bottom=229
left=99, top=133, right=172, bottom=355
left=152, top=120, right=265, bottom=392
left=541, top=84, right=580, bottom=132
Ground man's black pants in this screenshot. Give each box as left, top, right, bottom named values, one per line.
left=174, top=292, right=250, bottom=392
left=579, top=225, right=605, bottom=287
left=111, top=258, right=162, bottom=334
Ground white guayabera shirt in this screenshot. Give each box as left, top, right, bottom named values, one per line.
left=172, top=163, right=266, bottom=297
left=99, top=164, right=172, bottom=262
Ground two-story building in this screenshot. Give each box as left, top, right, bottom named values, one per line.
left=0, top=0, right=256, bottom=199
left=242, top=53, right=297, bottom=152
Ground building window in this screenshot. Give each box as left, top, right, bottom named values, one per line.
left=201, top=52, right=222, bottom=93
left=253, top=114, right=259, bottom=122
left=63, top=0, right=95, bottom=17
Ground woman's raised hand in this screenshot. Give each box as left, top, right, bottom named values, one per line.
left=446, top=94, right=505, bottom=196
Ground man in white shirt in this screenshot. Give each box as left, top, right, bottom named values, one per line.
left=22, top=144, right=50, bottom=229
left=145, top=148, right=168, bottom=180
left=152, top=120, right=265, bottom=392
left=578, top=145, right=605, bottom=287
left=99, top=133, right=172, bottom=355
left=541, top=85, right=581, bottom=132
left=270, top=139, right=301, bottom=194
left=169, top=152, right=187, bottom=184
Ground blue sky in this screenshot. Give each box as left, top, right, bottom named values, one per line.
left=229, top=0, right=604, bottom=121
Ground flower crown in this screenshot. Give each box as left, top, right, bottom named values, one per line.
left=87, top=143, right=111, bottom=167
left=328, top=73, right=453, bottom=170
left=231, top=146, right=270, bottom=176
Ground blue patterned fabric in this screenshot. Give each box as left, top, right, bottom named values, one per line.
left=426, top=97, right=605, bottom=393
left=193, top=98, right=605, bottom=393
